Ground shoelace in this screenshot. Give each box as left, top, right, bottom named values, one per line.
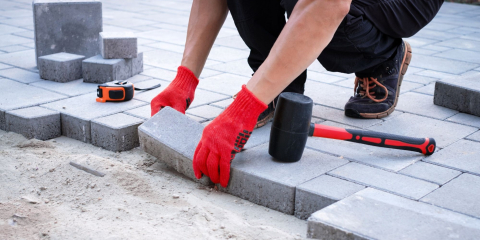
left=354, top=77, right=389, bottom=103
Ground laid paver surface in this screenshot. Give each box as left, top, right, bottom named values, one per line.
left=0, top=0, right=479, bottom=238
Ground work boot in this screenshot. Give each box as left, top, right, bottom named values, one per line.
left=232, top=94, right=277, bottom=129
left=344, top=40, right=412, bottom=119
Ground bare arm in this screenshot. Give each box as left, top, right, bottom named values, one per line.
left=246, top=0, right=351, bottom=104
left=181, top=0, right=229, bottom=78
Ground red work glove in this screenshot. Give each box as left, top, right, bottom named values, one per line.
left=151, top=66, right=199, bottom=116
left=193, top=85, right=267, bottom=187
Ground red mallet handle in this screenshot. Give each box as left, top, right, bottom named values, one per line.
left=308, top=123, right=436, bottom=155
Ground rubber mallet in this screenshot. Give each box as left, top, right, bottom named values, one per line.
left=268, top=92, right=436, bottom=162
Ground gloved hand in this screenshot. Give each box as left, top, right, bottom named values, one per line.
left=151, top=66, right=199, bottom=116
left=193, top=85, right=267, bottom=187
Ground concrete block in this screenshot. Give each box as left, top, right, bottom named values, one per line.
left=197, top=73, right=249, bottom=96
left=129, top=51, right=143, bottom=76
left=138, top=107, right=211, bottom=185
left=33, top=0, right=102, bottom=64
left=82, top=53, right=143, bottom=83
left=221, top=144, right=348, bottom=214
left=0, top=50, right=37, bottom=73
left=141, top=67, right=176, bottom=81
left=312, top=105, right=382, bottom=129
left=422, top=174, right=480, bottom=218
left=0, top=111, right=5, bottom=131
left=211, top=98, right=233, bottom=109
left=424, top=139, right=480, bottom=176
left=186, top=105, right=223, bottom=119
left=447, top=113, right=480, bottom=128
left=410, top=54, right=478, bottom=74
left=434, top=49, right=480, bottom=64
left=307, top=72, right=346, bottom=83
left=304, top=81, right=352, bottom=110
left=41, top=93, right=146, bottom=143
left=124, top=105, right=151, bottom=120
left=30, top=79, right=97, bottom=97
left=0, top=68, right=42, bottom=84
left=91, top=113, right=144, bottom=152
left=399, top=161, right=461, bottom=185
left=205, top=59, right=253, bottom=77
left=413, top=83, right=435, bottom=95
left=5, top=106, right=60, bottom=140
left=397, top=92, right=458, bottom=120
left=329, top=162, right=438, bottom=199
left=295, top=175, right=364, bottom=220
left=100, top=32, right=137, bottom=59
left=307, top=188, right=480, bottom=240
left=434, top=73, right=480, bottom=117
left=467, top=131, right=480, bottom=142
left=38, top=52, right=85, bottom=82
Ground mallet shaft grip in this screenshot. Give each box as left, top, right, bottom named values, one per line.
left=309, top=123, right=436, bottom=155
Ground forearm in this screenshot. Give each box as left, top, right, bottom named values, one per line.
left=181, top=0, right=228, bottom=77
left=246, top=0, right=351, bottom=104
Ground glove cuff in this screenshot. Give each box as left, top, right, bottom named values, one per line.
left=170, top=66, right=199, bottom=90
left=224, top=85, right=268, bottom=121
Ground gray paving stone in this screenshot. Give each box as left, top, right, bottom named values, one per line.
left=410, top=54, right=478, bottom=74
left=424, top=139, right=480, bottom=176
left=0, top=63, right=12, bottom=70
left=414, top=70, right=457, bottom=80
left=396, top=92, right=458, bottom=120
left=138, top=107, right=211, bottom=185
left=413, top=29, right=460, bottom=41
left=30, top=79, right=97, bottom=97
left=82, top=53, right=143, bottom=83
left=422, top=174, right=480, bottom=219
left=369, top=113, right=477, bottom=149
left=0, top=45, right=31, bottom=53
left=403, top=74, right=438, bottom=84
left=447, top=113, right=480, bottom=128
left=437, top=38, right=480, bottom=52
left=136, top=29, right=186, bottom=46
left=220, top=143, right=348, bottom=214
left=5, top=106, right=60, bottom=140
left=307, top=188, right=480, bottom=240
left=466, top=131, right=480, bottom=142
left=143, top=49, right=182, bottom=71
left=311, top=105, right=382, bottom=129
left=188, top=89, right=229, bottom=109
left=399, top=161, right=461, bottom=185
left=0, top=34, right=32, bottom=48
left=405, top=37, right=440, bottom=48
left=434, top=73, right=480, bottom=117
left=214, top=35, right=249, bottom=50
left=398, top=80, right=424, bottom=93
left=11, top=31, right=34, bottom=39
left=307, top=72, right=346, bottom=83
left=206, top=59, right=253, bottom=77
left=208, top=46, right=250, bottom=62
left=434, top=49, right=480, bottom=64
left=186, top=105, right=223, bottom=119
left=33, top=0, right=102, bottom=64
left=123, top=105, right=150, bottom=120
left=295, top=175, right=364, bottom=220
left=141, top=67, right=176, bottom=81
left=186, top=114, right=206, bottom=123
left=244, top=122, right=272, bottom=150
left=0, top=68, right=42, bottom=83
left=198, top=73, right=248, bottom=96
left=100, top=32, right=137, bottom=59
left=41, top=93, right=146, bottom=143
left=210, top=98, right=233, bottom=109
left=413, top=83, right=435, bottom=95
left=91, top=113, right=144, bottom=152
left=146, top=41, right=184, bottom=54
left=328, top=162, right=438, bottom=199
left=0, top=23, right=27, bottom=34
left=38, top=52, right=85, bottom=82
left=125, top=74, right=152, bottom=84
left=304, top=81, right=353, bottom=110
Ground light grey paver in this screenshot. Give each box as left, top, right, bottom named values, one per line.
left=210, top=98, right=233, bottom=109
left=221, top=144, right=349, bottom=214
left=0, top=68, right=42, bottom=83
left=206, top=59, right=253, bottom=77
left=413, top=83, right=435, bottom=95
left=424, top=139, right=480, bottom=176
left=5, top=106, right=60, bottom=140
left=436, top=38, right=480, bottom=52
left=304, top=81, right=353, bottom=110
left=307, top=72, right=346, bottom=83
left=447, top=113, right=480, bottom=128
left=41, top=93, right=146, bottom=143
left=399, top=161, right=461, bottom=185
left=38, top=52, right=85, bottom=82
left=369, top=113, right=477, bottom=148
left=244, top=122, right=272, bottom=150
left=466, top=131, right=480, bottom=142
left=434, top=73, right=480, bottom=117
left=207, top=46, right=250, bottom=62
left=295, top=175, right=364, bottom=220
left=186, top=105, right=223, bottom=119
left=307, top=188, right=480, bottom=240
left=312, top=105, right=382, bottom=129
left=197, top=73, right=248, bottom=96
left=91, top=113, right=144, bottom=152
left=124, top=105, right=151, bottom=120
left=414, top=69, right=457, bottom=80
left=33, top=0, right=102, bottom=64
left=100, top=32, right=138, bottom=59
left=143, top=49, right=182, bottom=71
left=328, top=162, right=438, bottom=199
left=410, top=54, right=478, bottom=74
left=396, top=92, right=458, bottom=120
left=403, top=74, right=438, bottom=84
left=422, top=174, right=480, bottom=219
left=434, top=49, right=480, bottom=64
left=0, top=63, right=12, bottom=70
left=141, top=67, right=177, bottom=81
left=82, top=53, right=143, bottom=83
left=30, top=79, right=97, bottom=97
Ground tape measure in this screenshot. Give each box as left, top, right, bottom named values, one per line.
left=96, top=80, right=161, bottom=103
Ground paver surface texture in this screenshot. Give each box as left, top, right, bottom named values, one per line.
left=1, top=0, right=480, bottom=239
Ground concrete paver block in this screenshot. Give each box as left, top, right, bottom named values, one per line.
left=41, top=93, right=146, bottom=143
left=197, top=73, right=248, bottom=96
left=328, top=162, right=438, bottom=199
left=447, top=113, right=480, bottom=128
left=138, top=107, right=211, bottom=185
left=5, top=106, right=60, bottom=140
left=424, top=139, right=480, bottom=176
left=304, top=81, right=352, bottom=110
left=205, top=59, right=253, bottom=77
left=295, top=175, right=364, bottom=220
left=421, top=174, right=480, bottom=219
left=91, top=113, right=144, bottom=151
left=38, top=52, right=85, bottom=82
left=124, top=105, right=151, bottom=120
left=82, top=53, right=143, bottom=83
left=0, top=68, right=42, bottom=84
left=399, top=161, right=461, bottom=185
left=0, top=50, right=37, bottom=73
left=466, top=131, right=480, bottom=142
left=30, top=79, right=97, bottom=97
left=100, top=32, right=137, bottom=59
left=312, top=105, right=382, bottom=129
left=33, top=0, right=102, bottom=64
left=397, top=92, right=458, bottom=120
left=186, top=105, right=223, bottom=119
left=434, top=73, right=480, bottom=117
left=410, top=54, right=478, bottom=75
left=221, top=144, right=349, bottom=214
left=307, top=188, right=480, bottom=239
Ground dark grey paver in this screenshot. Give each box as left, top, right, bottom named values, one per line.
left=138, top=107, right=211, bottom=185
left=424, top=139, right=480, bottom=176
left=91, top=113, right=144, bottom=151
left=0, top=68, right=42, bottom=83
left=295, top=175, right=364, bottom=220
left=100, top=32, right=137, bottom=59
left=369, top=113, right=477, bottom=148
left=396, top=92, right=458, bottom=120
left=41, top=93, right=146, bottom=143
left=33, top=0, right=102, bottom=64
left=328, top=162, right=438, bottom=199
left=307, top=188, right=480, bottom=240
left=422, top=174, right=480, bottom=219
left=5, top=106, right=60, bottom=140
left=221, top=144, right=348, bottom=214
left=447, top=113, right=480, bottom=128
left=434, top=73, right=480, bottom=117
left=38, top=52, right=85, bottom=82
left=399, top=161, right=461, bottom=185
left=30, top=79, right=97, bottom=97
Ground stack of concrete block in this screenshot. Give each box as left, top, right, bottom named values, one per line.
left=83, top=32, right=143, bottom=83
left=38, top=52, right=85, bottom=82
left=434, top=72, right=480, bottom=117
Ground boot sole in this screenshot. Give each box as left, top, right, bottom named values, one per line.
left=358, top=41, right=412, bottom=119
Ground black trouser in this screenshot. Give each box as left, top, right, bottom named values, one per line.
left=227, top=0, right=443, bottom=94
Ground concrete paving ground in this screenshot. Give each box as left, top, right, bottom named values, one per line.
left=1, top=0, right=480, bottom=239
